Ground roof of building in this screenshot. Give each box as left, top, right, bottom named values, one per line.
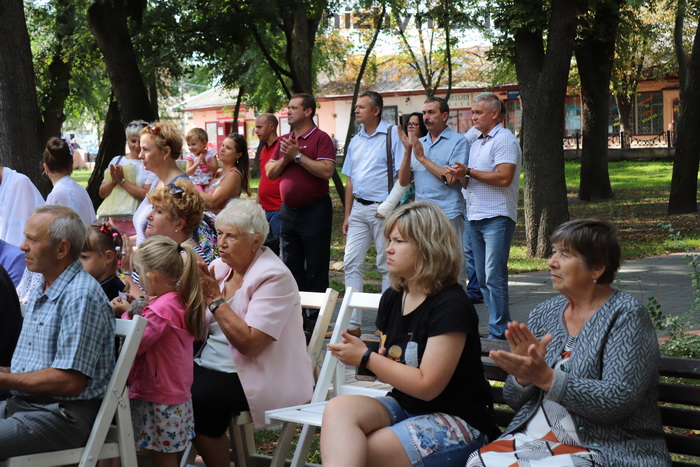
left=173, top=87, right=242, bottom=111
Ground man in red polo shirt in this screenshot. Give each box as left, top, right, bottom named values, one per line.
left=255, top=113, right=282, bottom=255
left=266, top=93, right=336, bottom=336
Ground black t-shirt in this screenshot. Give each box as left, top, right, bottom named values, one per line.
left=376, top=284, right=496, bottom=435
left=100, top=274, right=125, bottom=301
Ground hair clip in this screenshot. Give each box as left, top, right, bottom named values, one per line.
left=99, top=224, right=111, bottom=235
left=177, top=244, right=184, bottom=253
left=115, top=246, right=121, bottom=252
left=118, top=260, right=122, bottom=265
left=112, top=232, right=119, bottom=237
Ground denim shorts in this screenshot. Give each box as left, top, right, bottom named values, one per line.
left=376, top=396, right=486, bottom=467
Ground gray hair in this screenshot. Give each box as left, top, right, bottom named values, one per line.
left=359, top=90, right=383, bottom=113
left=215, top=199, right=270, bottom=244
left=125, top=120, right=148, bottom=138
left=473, top=92, right=502, bottom=114
left=34, top=205, right=87, bottom=260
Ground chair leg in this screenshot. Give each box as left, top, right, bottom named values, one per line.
left=230, top=424, right=248, bottom=467
left=179, top=442, right=198, bottom=467
left=290, top=425, right=316, bottom=467
left=270, top=423, right=296, bottom=467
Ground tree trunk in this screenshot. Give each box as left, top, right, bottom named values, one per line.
left=575, top=0, right=621, bottom=201
left=87, top=0, right=156, bottom=125
left=615, top=93, right=633, bottom=136
left=41, top=0, right=76, bottom=143
left=338, top=5, right=387, bottom=207
left=286, top=7, right=321, bottom=94
left=87, top=94, right=125, bottom=207
left=0, top=0, right=50, bottom=195
left=516, top=0, right=579, bottom=257
left=669, top=0, right=700, bottom=214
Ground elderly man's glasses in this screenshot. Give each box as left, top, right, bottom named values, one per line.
left=167, top=183, right=184, bottom=197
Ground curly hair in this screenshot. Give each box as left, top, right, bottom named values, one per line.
left=141, top=121, right=184, bottom=160
left=148, top=179, right=203, bottom=236
left=383, top=201, right=462, bottom=295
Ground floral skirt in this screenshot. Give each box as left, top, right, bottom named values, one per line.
left=131, top=398, right=195, bottom=453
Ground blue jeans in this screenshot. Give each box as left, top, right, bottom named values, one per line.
left=470, top=216, right=515, bottom=339
left=264, top=210, right=281, bottom=256
left=463, top=218, right=483, bottom=302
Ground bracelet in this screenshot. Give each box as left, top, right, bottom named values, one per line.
left=359, top=349, right=373, bottom=372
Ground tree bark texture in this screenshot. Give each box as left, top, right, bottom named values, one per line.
left=87, top=0, right=156, bottom=125
left=285, top=7, right=321, bottom=95
left=575, top=0, right=622, bottom=201
left=515, top=0, right=579, bottom=257
left=0, top=0, right=50, bottom=195
left=41, top=1, right=76, bottom=144
left=87, top=94, right=125, bottom=207
left=669, top=0, right=700, bottom=214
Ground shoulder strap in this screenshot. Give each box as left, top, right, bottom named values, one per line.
left=386, top=125, right=394, bottom=192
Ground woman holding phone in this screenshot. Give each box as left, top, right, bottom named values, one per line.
left=320, top=201, right=498, bottom=467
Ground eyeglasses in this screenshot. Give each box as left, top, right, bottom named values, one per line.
left=166, top=183, right=184, bottom=197
left=407, top=122, right=420, bottom=127
left=145, top=123, right=161, bottom=135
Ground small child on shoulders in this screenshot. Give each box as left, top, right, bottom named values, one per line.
left=185, top=128, right=218, bottom=191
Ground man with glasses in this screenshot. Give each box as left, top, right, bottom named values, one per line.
left=266, top=93, right=336, bottom=338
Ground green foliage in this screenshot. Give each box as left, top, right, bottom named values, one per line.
left=648, top=224, right=700, bottom=359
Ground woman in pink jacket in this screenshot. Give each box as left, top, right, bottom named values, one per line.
left=191, top=199, right=313, bottom=467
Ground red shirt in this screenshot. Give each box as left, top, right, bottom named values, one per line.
left=258, top=138, right=282, bottom=211
left=271, top=127, right=336, bottom=208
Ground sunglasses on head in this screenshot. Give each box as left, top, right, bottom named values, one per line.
left=128, top=122, right=147, bottom=129
left=166, top=183, right=184, bottom=197
left=145, top=123, right=161, bottom=135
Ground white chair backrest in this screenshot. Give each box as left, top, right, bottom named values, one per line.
left=310, top=288, right=382, bottom=404
left=78, top=316, right=148, bottom=465
left=303, top=288, right=339, bottom=379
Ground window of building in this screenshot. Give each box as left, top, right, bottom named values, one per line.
left=635, top=92, right=663, bottom=135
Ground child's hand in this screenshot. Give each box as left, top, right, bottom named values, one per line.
left=111, top=297, right=130, bottom=317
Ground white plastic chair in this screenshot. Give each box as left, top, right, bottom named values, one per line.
left=4, top=316, right=148, bottom=467
left=180, top=288, right=339, bottom=467
left=265, top=287, right=384, bottom=467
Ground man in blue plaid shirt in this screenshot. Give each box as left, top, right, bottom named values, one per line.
left=0, top=205, right=115, bottom=458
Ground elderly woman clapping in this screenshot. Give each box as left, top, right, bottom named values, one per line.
left=467, top=219, right=669, bottom=466
left=190, top=199, right=313, bottom=466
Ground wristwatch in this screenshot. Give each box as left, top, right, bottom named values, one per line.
left=208, top=297, right=226, bottom=314
left=119, top=178, right=126, bottom=184
left=294, top=153, right=302, bottom=164
left=466, top=167, right=472, bottom=179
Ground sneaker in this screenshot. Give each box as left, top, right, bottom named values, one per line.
left=325, top=327, right=361, bottom=339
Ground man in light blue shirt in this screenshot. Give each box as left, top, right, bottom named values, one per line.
left=341, top=91, right=404, bottom=333
left=0, top=205, right=115, bottom=459
left=398, top=97, right=469, bottom=284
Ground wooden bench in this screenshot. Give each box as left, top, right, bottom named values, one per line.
left=480, top=338, right=700, bottom=467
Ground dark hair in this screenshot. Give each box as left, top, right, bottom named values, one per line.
left=261, top=113, right=278, bottom=128
left=424, top=96, right=449, bottom=114
left=550, top=218, right=621, bottom=285
left=43, top=137, right=73, bottom=173
left=359, top=90, right=383, bottom=113
left=403, top=112, right=428, bottom=138
left=227, top=133, right=251, bottom=197
left=291, top=93, right=317, bottom=119
left=84, top=223, right=124, bottom=266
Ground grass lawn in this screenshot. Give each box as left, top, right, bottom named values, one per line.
left=74, top=161, right=700, bottom=293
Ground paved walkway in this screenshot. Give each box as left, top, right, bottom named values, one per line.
left=347, top=250, right=699, bottom=337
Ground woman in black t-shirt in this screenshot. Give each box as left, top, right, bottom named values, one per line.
left=322, top=201, right=498, bottom=467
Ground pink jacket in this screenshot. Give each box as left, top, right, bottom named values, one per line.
left=123, top=292, right=194, bottom=405
left=209, top=247, right=314, bottom=427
